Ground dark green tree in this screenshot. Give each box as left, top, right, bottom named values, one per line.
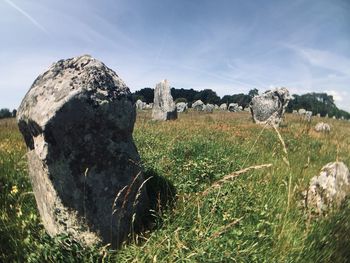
left=194, top=89, right=220, bottom=104
left=0, top=108, right=12, bottom=119
left=248, top=88, right=259, bottom=97
left=132, top=88, right=154, bottom=103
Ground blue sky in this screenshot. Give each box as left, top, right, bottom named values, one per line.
left=1, top=0, right=350, bottom=111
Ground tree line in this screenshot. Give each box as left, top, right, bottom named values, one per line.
left=0, top=108, right=16, bottom=119
left=133, top=88, right=349, bottom=119
left=286, top=93, right=350, bottom=119
left=133, top=87, right=259, bottom=109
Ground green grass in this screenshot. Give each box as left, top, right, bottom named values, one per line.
left=1, top=111, right=350, bottom=262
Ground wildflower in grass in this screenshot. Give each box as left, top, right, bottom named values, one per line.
left=11, top=185, right=18, bottom=195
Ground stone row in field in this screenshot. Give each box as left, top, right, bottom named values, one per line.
left=16, top=55, right=349, bottom=251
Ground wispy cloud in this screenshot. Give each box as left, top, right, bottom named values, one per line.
left=4, top=0, right=47, bottom=33
left=289, top=45, right=350, bottom=76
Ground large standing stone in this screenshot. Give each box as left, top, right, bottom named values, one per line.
left=17, top=55, right=149, bottom=248
left=250, top=87, right=291, bottom=126
left=305, top=162, right=350, bottom=214
left=152, top=80, right=177, bottom=121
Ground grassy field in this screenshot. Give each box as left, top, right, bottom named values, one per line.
left=1, top=111, right=350, bottom=262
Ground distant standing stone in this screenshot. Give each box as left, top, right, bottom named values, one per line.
left=298, top=109, right=306, bottom=115
left=228, top=103, right=239, bottom=112
left=17, top=55, right=149, bottom=248
left=192, top=100, right=204, bottom=111
left=152, top=80, right=177, bottom=121
left=315, top=122, right=331, bottom=132
left=305, top=162, right=350, bottom=214
left=250, top=87, right=291, bottom=126
left=176, top=102, right=188, bottom=113
left=136, top=99, right=145, bottom=110
left=305, top=111, right=313, bottom=122
left=220, top=103, right=227, bottom=110
left=203, top=104, right=214, bottom=113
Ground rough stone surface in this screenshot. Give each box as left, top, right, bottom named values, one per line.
left=228, top=103, right=239, bottom=112
left=305, top=162, right=350, bottom=214
left=219, top=103, right=227, bottom=110
left=192, top=100, right=204, bottom=111
left=152, top=80, right=177, bottom=121
left=214, top=104, right=219, bottom=110
left=298, top=108, right=306, bottom=115
left=250, top=87, right=291, bottom=125
left=304, top=111, right=313, bottom=122
left=144, top=103, right=153, bottom=109
left=315, top=122, right=331, bottom=132
left=136, top=99, right=146, bottom=110
left=17, top=55, right=149, bottom=248
left=176, top=102, right=188, bottom=112
left=203, top=104, right=214, bottom=113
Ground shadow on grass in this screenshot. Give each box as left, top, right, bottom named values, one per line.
left=128, top=167, right=177, bottom=246
left=142, top=168, right=177, bottom=228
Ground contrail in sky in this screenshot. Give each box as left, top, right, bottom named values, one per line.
left=4, top=0, right=47, bottom=33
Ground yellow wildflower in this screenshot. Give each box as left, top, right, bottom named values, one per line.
left=11, top=185, right=18, bottom=195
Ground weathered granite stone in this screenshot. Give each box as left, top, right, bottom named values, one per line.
left=250, top=87, right=291, bottom=125
left=219, top=103, right=227, bottom=110
left=292, top=110, right=297, bottom=114
left=214, top=104, right=219, bottom=110
left=305, top=111, right=313, bottom=122
left=228, top=103, right=239, bottom=112
left=136, top=99, right=146, bottom=110
left=144, top=103, right=153, bottom=109
left=203, top=104, right=214, bottom=113
left=316, top=113, right=321, bottom=118
left=315, top=122, right=331, bottom=132
left=17, top=55, right=149, bottom=248
left=152, top=80, right=177, bottom=121
left=305, top=162, right=350, bottom=214
left=192, top=100, right=204, bottom=111
left=298, top=108, right=306, bottom=115
left=176, top=102, right=188, bottom=113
